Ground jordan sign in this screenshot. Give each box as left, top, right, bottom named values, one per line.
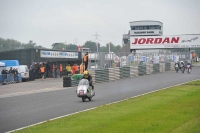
left=130, top=34, right=200, bottom=49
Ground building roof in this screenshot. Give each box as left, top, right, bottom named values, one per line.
left=129, top=20, right=163, bottom=24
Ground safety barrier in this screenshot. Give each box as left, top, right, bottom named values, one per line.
left=130, top=66, right=138, bottom=77
left=153, top=64, right=160, bottom=74
left=63, top=62, right=176, bottom=87
left=0, top=74, right=22, bottom=85
left=165, top=63, right=171, bottom=71
left=138, top=65, right=146, bottom=76
left=159, top=63, right=165, bottom=72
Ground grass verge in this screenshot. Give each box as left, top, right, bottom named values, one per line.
left=14, top=80, right=200, bottom=133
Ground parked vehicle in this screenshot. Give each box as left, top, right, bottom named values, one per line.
left=76, top=79, right=95, bottom=102
left=0, top=60, right=29, bottom=81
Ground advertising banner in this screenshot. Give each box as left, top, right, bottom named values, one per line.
left=154, top=56, right=160, bottom=63
left=120, top=56, right=127, bottom=66
left=172, top=55, right=179, bottom=62
left=130, top=34, right=200, bottom=49
left=141, top=56, right=146, bottom=62
left=40, top=50, right=78, bottom=58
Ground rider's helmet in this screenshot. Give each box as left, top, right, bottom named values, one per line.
left=83, top=70, right=89, bottom=78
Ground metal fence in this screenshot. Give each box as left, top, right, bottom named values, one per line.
left=0, top=74, right=22, bottom=84
left=87, top=51, right=191, bottom=69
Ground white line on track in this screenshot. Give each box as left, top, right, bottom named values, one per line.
left=0, top=87, right=74, bottom=99
left=6, top=79, right=200, bottom=133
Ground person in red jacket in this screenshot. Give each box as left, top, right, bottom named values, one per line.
left=72, top=64, right=76, bottom=75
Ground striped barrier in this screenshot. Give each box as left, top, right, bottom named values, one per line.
left=63, top=62, right=176, bottom=87
left=130, top=66, right=138, bottom=77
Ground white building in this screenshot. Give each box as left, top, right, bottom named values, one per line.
left=129, top=20, right=163, bottom=36
left=123, top=20, right=163, bottom=45
left=122, top=20, right=163, bottom=53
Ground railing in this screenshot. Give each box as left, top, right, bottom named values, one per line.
left=0, top=74, right=22, bottom=85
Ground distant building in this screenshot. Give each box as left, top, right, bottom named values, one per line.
left=123, top=20, right=163, bottom=46
left=119, top=20, right=163, bottom=54
left=0, top=48, right=82, bottom=68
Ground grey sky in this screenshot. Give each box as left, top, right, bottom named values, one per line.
left=0, top=0, right=200, bottom=48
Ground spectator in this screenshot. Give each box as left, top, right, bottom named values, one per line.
left=75, top=64, right=79, bottom=74
left=59, top=64, right=63, bottom=78
left=66, top=64, right=71, bottom=76
left=14, top=68, right=19, bottom=82
left=9, top=67, right=15, bottom=83
left=40, top=65, right=45, bottom=80
left=52, top=64, right=55, bottom=78
left=79, top=63, right=84, bottom=74
left=104, top=62, right=108, bottom=68
left=83, top=52, right=89, bottom=70
left=1, top=68, right=7, bottom=84
left=72, top=64, right=76, bottom=75
left=54, top=66, right=57, bottom=78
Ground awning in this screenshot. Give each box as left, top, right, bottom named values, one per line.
left=0, top=62, right=5, bottom=67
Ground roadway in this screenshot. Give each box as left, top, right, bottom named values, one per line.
left=0, top=67, right=200, bottom=133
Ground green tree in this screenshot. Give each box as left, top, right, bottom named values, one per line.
left=65, top=44, right=78, bottom=51
left=83, top=41, right=99, bottom=52
left=0, top=38, right=22, bottom=52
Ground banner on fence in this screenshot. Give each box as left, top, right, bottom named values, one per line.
left=154, top=56, right=160, bottom=63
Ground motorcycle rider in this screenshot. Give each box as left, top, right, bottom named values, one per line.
left=180, top=61, right=185, bottom=68
left=179, top=61, right=185, bottom=72
left=174, top=61, right=180, bottom=70
left=82, top=70, right=94, bottom=90
left=186, top=61, right=192, bottom=70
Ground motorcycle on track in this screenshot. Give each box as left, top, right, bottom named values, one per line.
left=180, top=65, right=185, bottom=73
left=175, top=64, right=179, bottom=73
left=186, top=64, right=191, bottom=74
left=76, top=79, right=95, bottom=102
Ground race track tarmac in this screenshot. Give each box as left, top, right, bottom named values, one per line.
left=0, top=67, right=200, bottom=133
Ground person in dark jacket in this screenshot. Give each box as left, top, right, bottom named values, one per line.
left=14, top=68, right=19, bottom=82
left=1, top=68, right=7, bottom=83
left=82, top=70, right=94, bottom=90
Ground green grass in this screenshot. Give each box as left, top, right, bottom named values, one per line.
left=14, top=80, right=200, bottom=133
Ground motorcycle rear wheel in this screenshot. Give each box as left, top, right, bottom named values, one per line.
left=88, top=97, right=92, bottom=101
left=82, top=97, right=86, bottom=102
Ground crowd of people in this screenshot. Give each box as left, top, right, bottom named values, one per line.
left=28, top=62, right=86, bottom=81
left=29, top=52, right=89, bottom=81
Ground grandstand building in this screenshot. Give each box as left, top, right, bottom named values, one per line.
left=119, top=20, right=163, bottom=53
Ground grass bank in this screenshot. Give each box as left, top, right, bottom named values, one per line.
left=14, top=80, right=200, bottom=133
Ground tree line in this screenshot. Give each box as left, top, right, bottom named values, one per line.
left=0, top=38, right=122, bottom=53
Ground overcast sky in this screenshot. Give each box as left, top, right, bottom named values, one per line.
left=0, top=0, right=199, bottom=48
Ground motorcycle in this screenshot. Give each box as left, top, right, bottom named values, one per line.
left=186, top=64, right=191, bottom=74
left=180, top=65, right=185, bottom=73
left=175, top=64, right=179, bottom=73
left=76, top=79, right=95, bottom=102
